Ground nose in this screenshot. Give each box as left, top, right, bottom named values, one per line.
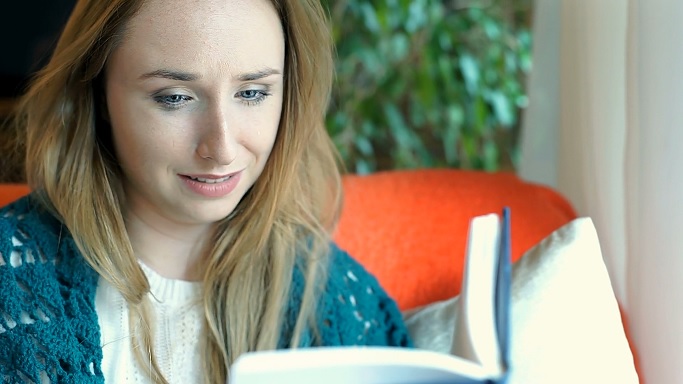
left=196, top=106, right=238, bottom=165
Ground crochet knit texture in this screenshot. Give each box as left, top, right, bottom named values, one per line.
left=0, top=196, right=411, bottom=383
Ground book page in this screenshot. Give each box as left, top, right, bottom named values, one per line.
left=230, top=347, right=491, bottom=384
left=451, top=213, right=503, bottom=375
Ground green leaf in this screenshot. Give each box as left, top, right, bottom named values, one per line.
left=483, top=139, right=498, bottom=171
left=360, top=3, right=380, bottom=33
left=443, top=108, right=461, bottom=164
left=459, top=54, right=479, bottom=94
left=355, top=135, right=374, bottom=156
left=406, top=0, right=429, bottom=33
left=447, top=104, right=465, bottom=127
left=356, top=159, right=373, bottom=175
left=389, top=33, right=410, bottom=62
left=384, top=103, right=410, bottom=147
left=489, top=91, right=514, bottom=127
left=483, top=18, right=502, bottom=40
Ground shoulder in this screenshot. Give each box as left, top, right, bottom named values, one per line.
left=0, top=195, right=70, bottom=318
left=326, top=243, right=376, bottom=287
left=317, top=242, right=413, bottom=348
left=0, top=194, right=96, bottom=284
left=325, top=243, right=390, bottom=305
left=0, top=195, right=64, bottom=263
left=0, top=194, right=63, bottom=234
left=0, top=195, right=103, bottom=382
left=0, top=193, right=96, bottom=298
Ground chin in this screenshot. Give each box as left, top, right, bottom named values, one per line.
left=184, top=200, right=239, bottom=225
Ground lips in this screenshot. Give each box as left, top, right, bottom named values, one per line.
left=179, top=171, right=243, bottom=198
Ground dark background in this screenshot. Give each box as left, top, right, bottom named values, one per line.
left=0, top=1, right=76, bottom=98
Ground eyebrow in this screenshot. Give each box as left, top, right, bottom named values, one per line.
left=139, top=69, right=199, bottom=82
left=139, top=67, right=282, bottom=82
left=237, top=68, right=282, bottom=81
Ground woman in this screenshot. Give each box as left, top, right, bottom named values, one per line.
left=0, top=0, right=411, bottom=382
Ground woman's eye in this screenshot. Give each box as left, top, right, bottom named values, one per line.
left=153, top=94, right=193, bottom=109
left=237, top=89, right=269, bottom=105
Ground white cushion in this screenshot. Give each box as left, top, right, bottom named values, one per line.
left=403, top=218, right=639, bottom=383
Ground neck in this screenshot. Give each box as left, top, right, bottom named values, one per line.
left=124, top=210, right=212, bottom=282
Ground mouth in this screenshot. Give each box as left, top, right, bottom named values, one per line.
left=185, top=175, right=232, bottom=184
left=179, top=171, right=243, bottom=198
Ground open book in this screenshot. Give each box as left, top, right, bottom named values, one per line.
left=230, top=209, right=511, bottom=384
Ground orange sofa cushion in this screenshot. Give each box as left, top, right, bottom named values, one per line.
left=0, top=184, right=31, bottom=208
left=333, top=169, right=577, bottom=311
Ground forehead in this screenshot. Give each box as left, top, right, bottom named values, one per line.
left=112, top=0, right=284, bottom=75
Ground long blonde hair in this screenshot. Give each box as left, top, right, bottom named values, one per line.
left=14, top=0, right=340, bottom=382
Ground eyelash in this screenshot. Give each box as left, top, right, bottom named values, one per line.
left=153, top=94, right=192, bottom=110
left=152, top=89, right=271, bottom=110
left=238, top=89, right=270, bottom=106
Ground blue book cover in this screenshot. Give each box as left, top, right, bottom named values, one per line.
left=495, top=207, right=512, bottom=383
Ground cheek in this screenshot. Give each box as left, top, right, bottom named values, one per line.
left=243, top=99, right=283, bottom=154
left=107, top=93, right=146, bottom=164
left=110, top=107, right=192, bottom=173
left=242, top=119, right=279, bottom=163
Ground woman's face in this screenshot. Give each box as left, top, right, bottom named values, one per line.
left=105, top=0, right=284, bottom=228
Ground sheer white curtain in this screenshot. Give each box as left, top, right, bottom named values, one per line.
left=519, top=0, right=683, bottom=382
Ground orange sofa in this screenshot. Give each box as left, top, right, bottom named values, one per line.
left=0, top=169, right=639, bottom=377
left=0, top=184, right=30, bottom=208
left=334, top=169, right=577, bottom=310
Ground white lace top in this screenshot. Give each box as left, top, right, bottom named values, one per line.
left=96, top=263, right=205, bottom=384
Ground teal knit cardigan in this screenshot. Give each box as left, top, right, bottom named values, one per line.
left=0, top=196, right=411, bottom=383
